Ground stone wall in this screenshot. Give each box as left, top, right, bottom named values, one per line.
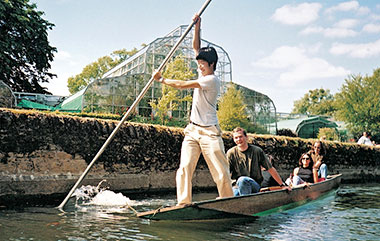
left=0, top=108, right=379, bottom=206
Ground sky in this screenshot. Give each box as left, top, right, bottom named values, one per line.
left=32, top=0, right=380, bottom=113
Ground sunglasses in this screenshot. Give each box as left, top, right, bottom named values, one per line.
left=302, top=157, right=310, bottom=160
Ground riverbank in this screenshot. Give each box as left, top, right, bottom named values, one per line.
left=0, top=108, right=379, bottom=206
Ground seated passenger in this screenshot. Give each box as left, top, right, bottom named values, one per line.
left=285, top=153, right=314, bottom=187
left=308, top=140, right=328, bottom=182
left=227, top=127, right=288, bottom=196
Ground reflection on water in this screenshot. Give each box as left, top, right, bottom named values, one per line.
left=0, top=184, right=379, bottom=240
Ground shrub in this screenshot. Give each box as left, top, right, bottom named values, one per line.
left=318, top=127, right=339, bottom=141
left=276, top=128, right=297, bottom=137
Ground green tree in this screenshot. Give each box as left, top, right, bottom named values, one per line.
left=292, top=88, right=336, bottom=116
left=111, top=47, right=142, bottom=63
left=0, top=0, right=57, bottom=93
left=335, top=68, right=380, bottom=136
left=150, top=56, right=193, bottom=124
left=217, top=83, right=250, bottom=131
left=67, top=47, right=140, bottom=94
left=318, top=127, right=339, bottom=141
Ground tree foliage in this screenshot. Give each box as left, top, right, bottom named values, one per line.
left=150, top=56, right=193, bottom=124
left=217, top=83, right=250, bottom=131
left=67, top=48, right=139, bottom=94
left=335, top=68, right=380, bottom=136
left=0, top=0, right=57, bottom=93
left=318, top=127, right=339, bottom=141
left=292, top=88, right=336, bottom=116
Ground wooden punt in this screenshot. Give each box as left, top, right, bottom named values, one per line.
left=137, top=174, right=342, bottom=221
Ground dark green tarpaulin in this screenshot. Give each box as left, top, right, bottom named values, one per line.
left=58, top=88, right=85, bottom=112
left=17, top=99, right=56, bottom=110
left=16, top=89, right=84, bottom=113
left=296, top=116, right=338, bottom=139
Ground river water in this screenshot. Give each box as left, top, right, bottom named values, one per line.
left=0, top=183, right=379, bottom=241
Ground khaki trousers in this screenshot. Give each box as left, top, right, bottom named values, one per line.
left=176, top=123, right=233, bottom=205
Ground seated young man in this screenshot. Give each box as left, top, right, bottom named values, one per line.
left=227, top=127, right=289, bottom=196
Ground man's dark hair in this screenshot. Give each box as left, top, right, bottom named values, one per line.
left=196, top=46, right=218, bottom=71
left=233, top=127, right=247, bottom=136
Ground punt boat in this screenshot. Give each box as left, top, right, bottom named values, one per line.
left=137, top=174, right=342, bottom=221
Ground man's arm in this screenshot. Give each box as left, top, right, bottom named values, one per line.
left=226, top=150, right=237, bottom=184
left=192, top=14, right=201, bottom=56
left=152, top=71, right=201, bottom=89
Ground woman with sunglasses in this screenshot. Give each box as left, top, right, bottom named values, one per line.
left=286, top=153, right=314, bottom=187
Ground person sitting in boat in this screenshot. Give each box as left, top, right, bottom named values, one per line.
left=308, top=140, right=328, bottom=183
left=285, top=153, right=314, bottom=187
left=227, top=127, right=289, bottom=196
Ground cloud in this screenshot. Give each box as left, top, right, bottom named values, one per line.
left=301, top=26, right=358, bottom=38
left=325, top=1, right=370, bottom=15
left=54, top=50, right=84, bottom=67
left=330, top=39, right=380, bottom=58
left=362, top=23, right=380, bottom=33
left=272, top=3, right=322, bottom=26
left=371, top=15, right=380, bottom=21
left=334, top=19, right=359, bottom=29
left=252, top=46, right=350, bottom=87
left=55, top=50, right=72, bottom=60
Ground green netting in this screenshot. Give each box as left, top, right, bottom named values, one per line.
left=16, top=89, right=84, bottom=113
left=58, top=88, right=85, bottom=112
left=17, top=99, right=56, bottom=110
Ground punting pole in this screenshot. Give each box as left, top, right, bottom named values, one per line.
left=57, top=0, right=213, bottom=210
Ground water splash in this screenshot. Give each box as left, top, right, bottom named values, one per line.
left=90, top=190, right=130, bottom=206
left=72, top=180, right=149, bottom=208
left=72, top=180, right=132, bottom=206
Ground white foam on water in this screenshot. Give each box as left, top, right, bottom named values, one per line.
left=71, top=180, right=175, bottom=213
left=72, top=180, right=147, bottom=208
left=90, top=190, right=130, bottom=206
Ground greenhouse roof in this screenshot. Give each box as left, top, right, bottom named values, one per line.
left=296, top=116, right=338, bottom=138
left=275, top=117, right=309, bottom=133
left=275, top=115, right=338, bottom=138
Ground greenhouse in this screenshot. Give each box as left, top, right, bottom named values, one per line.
left=56, top=25, right=278, bottom=133
left=0, top=80, right=16, bottom=108
left=296, top=116, right=338, bottom=139
left=274, top=115, right=338, bottom=139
